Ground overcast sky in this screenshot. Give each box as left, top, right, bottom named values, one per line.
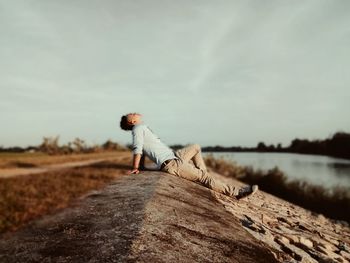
left=1, top=0, right=349, bottom=148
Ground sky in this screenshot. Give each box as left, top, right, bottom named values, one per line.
left=1, top=0, right=349, bottom=148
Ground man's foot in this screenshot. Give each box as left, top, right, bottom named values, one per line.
left=236, top=185, right=258, bottom=200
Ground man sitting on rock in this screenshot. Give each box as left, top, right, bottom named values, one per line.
left=119, top=113, right=258, bottom=200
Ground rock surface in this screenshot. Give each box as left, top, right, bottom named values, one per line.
left=211, top=173, right=350, bottom=263
left=0, top=171, right=277, bottom=262
left=0, top=170, right=349, bottom=263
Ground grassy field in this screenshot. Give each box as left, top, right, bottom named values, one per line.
left=0, top=152, right=132, bottom=234
left=0, top=151, right=127, bottom=169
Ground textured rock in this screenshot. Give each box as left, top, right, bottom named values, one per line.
left=0, top=172, right=277, bottom=263
left=297, top=237, right=314, bottom=249
left=274, top=236, right=317, bottom=263
left=212, top=172, right=350, bottom=263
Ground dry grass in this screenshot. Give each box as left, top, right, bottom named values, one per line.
left=0, top=159, right=131, bottom=234
left=0, top=151, right=128, bottom=169
left=205, top=155, right=350, bottom=223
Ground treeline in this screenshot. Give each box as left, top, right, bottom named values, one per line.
left=2, top=131, right=349, bottom=159
left=0, top=136, right=127, bottom=155
left=182, top=131, right=350, bottom=160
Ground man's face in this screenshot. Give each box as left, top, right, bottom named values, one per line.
left=126, top=113, right=142, bottom=125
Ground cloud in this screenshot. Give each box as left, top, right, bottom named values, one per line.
left=0, top=0, right=349, bottom=147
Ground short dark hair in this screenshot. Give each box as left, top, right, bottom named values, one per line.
left=120, top=115, right=133, bottom=131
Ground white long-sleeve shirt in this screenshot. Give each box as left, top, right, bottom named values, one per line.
left=132, top=123, right=177, bottom=170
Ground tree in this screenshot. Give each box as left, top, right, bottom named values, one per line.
left=257, top=142, right=267, bottom=151
left=72, top=138, right=86, bottom=153
left=277, top=143, right=282, bottom=151
left=39, top=136, right=60, bottom=155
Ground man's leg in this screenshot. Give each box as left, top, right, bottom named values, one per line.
left=175, top=144, right=207, bottom=172
left=162, top=158, right=237, bottom=197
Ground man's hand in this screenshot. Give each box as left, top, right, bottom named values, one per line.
left=127, top=168, right=140, bottom=175
left=129, top=153, right=142, bottom=175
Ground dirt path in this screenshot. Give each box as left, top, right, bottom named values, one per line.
left=0, top=155, right=128, bottom=178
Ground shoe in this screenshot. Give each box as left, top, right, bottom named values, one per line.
left=236, top=185, right=258, bottom=200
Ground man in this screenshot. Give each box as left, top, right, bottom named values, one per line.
left=119, top=113, right=258, bottom=199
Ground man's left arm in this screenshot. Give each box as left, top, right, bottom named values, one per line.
left=128, top=126, right=144, bottom=174
left=139, top=153, right=146, bottom=170
left=128, top=153, right=142, bottom=174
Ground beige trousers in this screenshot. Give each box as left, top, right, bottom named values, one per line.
left=161, top=144, right=237, bottom=197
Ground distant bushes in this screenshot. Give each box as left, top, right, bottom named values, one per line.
left=0, top=137, right=128, bottom=155
left=38, top=136, right=127, bottom=155
left=205, top=155, right=350, bottom=223
left=288, top=132, right=350, bottom=159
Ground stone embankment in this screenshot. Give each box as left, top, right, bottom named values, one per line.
left=1, top=171, right=349, bottom=262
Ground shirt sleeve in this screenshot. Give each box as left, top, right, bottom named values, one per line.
left=132, top=126, right=144, bottom=155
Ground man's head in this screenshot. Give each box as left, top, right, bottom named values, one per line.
left=120, top=113, right=142, bottom=131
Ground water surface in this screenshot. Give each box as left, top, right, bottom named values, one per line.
left=204, top=152, right=350, bottom=188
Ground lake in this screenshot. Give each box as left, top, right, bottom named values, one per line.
left=203, top=152, right=350, bottom=189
